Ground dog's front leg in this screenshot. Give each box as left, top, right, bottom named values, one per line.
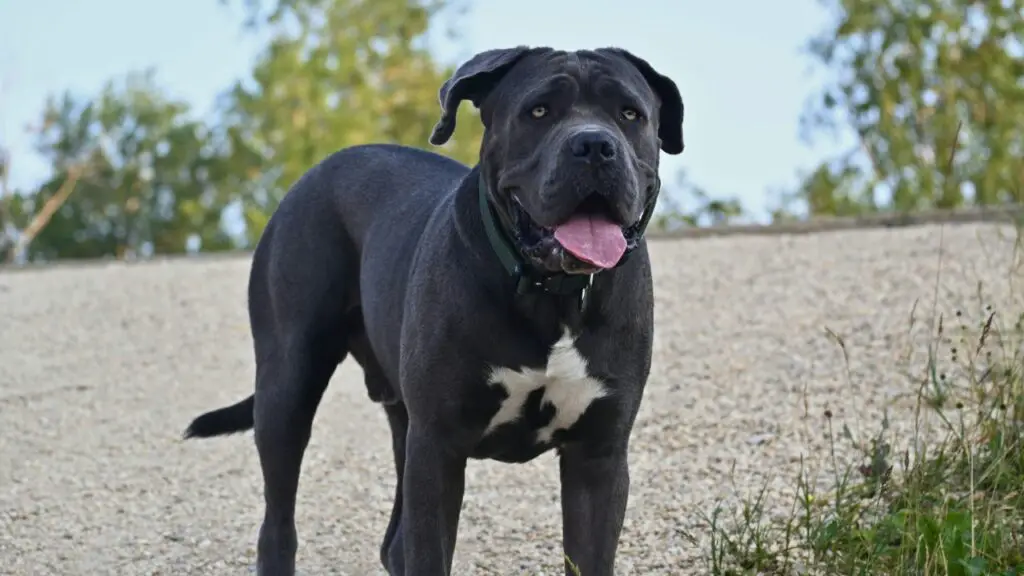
left=558, top=445, right=630, bottom=576
left=398, top=427, right=467, bottom=576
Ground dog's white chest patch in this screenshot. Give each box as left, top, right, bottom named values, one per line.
left=484, top=331, right=608, bottom=443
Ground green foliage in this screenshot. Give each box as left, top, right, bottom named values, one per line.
left=792, top=0, right=1024, bottom=216
left=219, top=0, right=482, bottom=244
left=4, top=0, right=476, bottom=260
left=652, top=170, right=746, bottom=231
left=6, top=70, right=240, bottom=261
left=687, top=279, right=1024, bottom=575
left=10, top=0, right=1024, bottom=257
left=0, top=142, right=12, bottom=255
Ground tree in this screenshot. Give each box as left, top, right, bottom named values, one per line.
left=0, top=138, right=12, bottom=256
left=219, top=0, right=482, bottom=245
left=7, top=70, right=240, bottom=262
left=793, top=0, right=1024, bottom=216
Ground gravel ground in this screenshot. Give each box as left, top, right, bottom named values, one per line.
left=2, top=222, right=1023, bottom=575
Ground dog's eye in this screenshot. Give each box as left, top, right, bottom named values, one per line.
left=530, top=105, right=548, bottom=119
left=621, top=107, right=640, bottom=121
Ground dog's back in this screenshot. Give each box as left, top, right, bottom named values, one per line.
left=185, top=143, right=469, bottom=437
left=255, top=142, right=470, bottom=325
left=270, top=143, right=469, bottom=252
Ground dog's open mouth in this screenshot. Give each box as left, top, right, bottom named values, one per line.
left=509, top=193, right=641, bottom=275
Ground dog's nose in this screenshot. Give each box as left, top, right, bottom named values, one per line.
left=568, top=130, right=617, bottom=163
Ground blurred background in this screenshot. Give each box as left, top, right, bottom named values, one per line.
left=0, top=0, right=1021, bottom=263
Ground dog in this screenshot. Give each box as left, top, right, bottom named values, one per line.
left=184, top=45, right=684, bottom=576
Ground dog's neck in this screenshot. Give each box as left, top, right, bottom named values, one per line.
left=475, top=173, right=595, bottom=300
left=451, top=167, right=602, bottom=334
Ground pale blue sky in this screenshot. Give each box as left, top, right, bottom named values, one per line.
left=0, top=0, right=852, bottom=221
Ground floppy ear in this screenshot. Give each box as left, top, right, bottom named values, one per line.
left=604, top=48, right=685, bottom=155
left=429, top=46, right=534, bottom=146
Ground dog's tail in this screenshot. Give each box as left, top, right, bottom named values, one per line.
left=183, top=395, right=255, bottom=439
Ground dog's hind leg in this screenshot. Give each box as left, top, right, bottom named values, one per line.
left=378, top=402, right=409, bottom=574
left=346, top=327, right=407, bottom=575
left=252, top=343, right=339, bottom=576
left=248, top=224, right=352, bottom=576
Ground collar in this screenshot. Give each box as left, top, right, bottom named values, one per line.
left=477, top=174, right=659, bottom=311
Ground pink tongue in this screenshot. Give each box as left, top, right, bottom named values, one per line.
left=553, top=214, right=627, bottom=269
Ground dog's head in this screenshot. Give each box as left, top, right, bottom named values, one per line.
left=430, top=46, right=684, bottom=275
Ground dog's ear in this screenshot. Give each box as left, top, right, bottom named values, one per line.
left=429, top=46, right=534, bottom=146
left=604, top=48, right=685, bottom=155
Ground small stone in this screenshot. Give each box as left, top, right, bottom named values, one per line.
left=746, top=433, right=775, bottom=446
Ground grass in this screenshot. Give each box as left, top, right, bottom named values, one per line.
left=684, top=223, right=1024, bottom=576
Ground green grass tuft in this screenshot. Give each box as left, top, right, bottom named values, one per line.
left=684, top=225, right=1024, bottom=576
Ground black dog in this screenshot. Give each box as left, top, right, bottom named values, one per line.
left=185, top=45, right=684, bottom=576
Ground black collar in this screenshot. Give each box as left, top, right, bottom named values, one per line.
left=477, top=174, right=659, bottom=311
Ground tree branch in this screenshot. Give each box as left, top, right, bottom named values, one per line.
left=7, top=166, right=84, bottom=263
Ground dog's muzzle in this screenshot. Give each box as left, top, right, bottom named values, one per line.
left=478, top=174, right=659, bottom=302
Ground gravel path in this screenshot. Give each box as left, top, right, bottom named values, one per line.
left=2, top=222, right=1022, bottom=575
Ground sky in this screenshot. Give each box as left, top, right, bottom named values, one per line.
left=0, top=0, right=853, bottom=222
